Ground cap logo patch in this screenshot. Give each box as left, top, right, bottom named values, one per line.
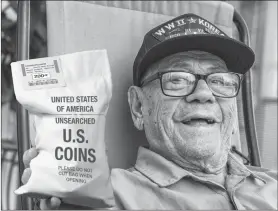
left=152, top=14, right=227, bottom=42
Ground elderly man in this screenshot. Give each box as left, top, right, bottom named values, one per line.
left=22, top=13, right=277, bottom=210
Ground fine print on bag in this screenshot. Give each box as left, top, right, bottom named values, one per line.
left=10, top=50, right=115, bottom=208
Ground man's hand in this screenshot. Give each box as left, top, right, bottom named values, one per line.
left=22, top=148, right=61, bottom=210
left=22, top=148, right=92, bottom=210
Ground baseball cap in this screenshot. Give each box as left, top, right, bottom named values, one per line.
left=133, top=13, right=255, bottom=86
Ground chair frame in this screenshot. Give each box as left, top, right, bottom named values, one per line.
left=233, top=10, right=261, bottom=167
left=15, top=1, right=261, bottom=209
left=1, top=140, right=19, bottom=210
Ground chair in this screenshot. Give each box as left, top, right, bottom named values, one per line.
left=15, top=1, right=261, bottom=209
left=1, top=140, right=20, bottom=210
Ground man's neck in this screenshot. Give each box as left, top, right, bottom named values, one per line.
left=192, top=166, right=227, bottom=187
left=170, top=154, right=228, bottom=187
left=150, top=147, right=229, bottom=187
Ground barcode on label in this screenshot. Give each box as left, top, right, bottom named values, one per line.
left=28, top=79, right=58, bottom=86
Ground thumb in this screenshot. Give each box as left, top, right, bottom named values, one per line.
left=40, top=197, right=61, bottom=210
left=50, top=197, right=61, bottom=209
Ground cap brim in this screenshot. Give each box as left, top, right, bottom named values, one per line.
left=137, top=34, right=255, bottom=83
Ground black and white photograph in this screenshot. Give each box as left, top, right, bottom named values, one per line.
left=1, top=1, right=277, bottom=210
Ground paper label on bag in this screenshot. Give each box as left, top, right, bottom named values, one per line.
left=19, top=57, right=66, bottom=90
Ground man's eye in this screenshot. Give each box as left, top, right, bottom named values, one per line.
left=164, top=82, right=185, bottom=90
left=170, top=78, right=186, bottom=84
left=164, top=78, right=192, bottom=90
left=211, top=80, right=224, bottom=86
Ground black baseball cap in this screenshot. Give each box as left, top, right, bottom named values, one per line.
left=133, top=13, right=255, bottom=86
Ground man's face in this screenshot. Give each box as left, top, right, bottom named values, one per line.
left=130, top=51, right=237, bottom=173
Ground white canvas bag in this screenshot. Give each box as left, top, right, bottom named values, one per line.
left=11, top=50, right=115, bottom=208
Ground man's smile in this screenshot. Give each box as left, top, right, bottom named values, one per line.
left=174, top=112, right=221, bottom=127
left=182, top=118, right=216, bottom=126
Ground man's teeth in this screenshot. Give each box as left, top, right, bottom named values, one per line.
left=182, top=118, right=215, bottom=124
left=207, top=119, right=215, bottom=124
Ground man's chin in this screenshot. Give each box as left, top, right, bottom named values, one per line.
left=175, top=132, right=222, bottom=160
left=174, top=147, right=227, bottom=173
left=183, top=145, right=219, bottom=159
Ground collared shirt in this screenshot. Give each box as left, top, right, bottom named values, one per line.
left=110, top=147, right=277, bottom=210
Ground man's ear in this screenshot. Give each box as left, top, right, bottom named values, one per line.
left=127, top=86, right=144, bottom=130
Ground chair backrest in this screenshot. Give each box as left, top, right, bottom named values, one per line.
left=43, top=1, right=243, bottom=169
left=15, top=1, right=261, bottom=210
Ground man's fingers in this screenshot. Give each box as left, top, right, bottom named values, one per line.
left=21, top=168, right=31, bottom=184
left=50, top=197, right=61, bottom=209
left=40, top=199, right=50, bottom=210
left=40, top=197, right=61, bottom=210
left=23, top=147, right=38, bottom=168
left=22, top=151, right=30, bottom=167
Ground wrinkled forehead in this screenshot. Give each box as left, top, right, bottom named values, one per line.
left=142, top=51, right=229, bottom=80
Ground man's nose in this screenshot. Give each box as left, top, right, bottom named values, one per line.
left=185, top=80, right=216, bottom=103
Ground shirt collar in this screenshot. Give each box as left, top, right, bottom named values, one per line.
left=227, top=151, right=266, bottom=183
left=134, top=147, right=266, bottom=187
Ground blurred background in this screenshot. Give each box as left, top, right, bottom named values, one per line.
left=1, top=1, right=277, bottom=210
left=1, top=1, right=47, bottom=209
